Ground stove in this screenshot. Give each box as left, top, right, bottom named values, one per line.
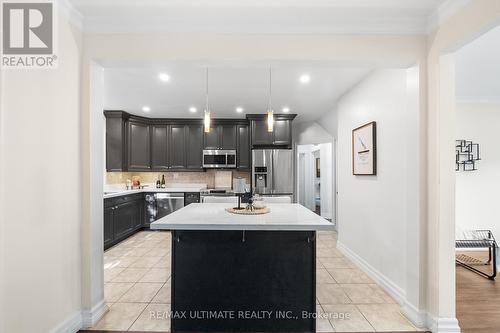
left=200, top=188, right=235, bottom=196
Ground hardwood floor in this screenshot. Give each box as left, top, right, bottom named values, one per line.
left=456, top=252, right=500, bottom=333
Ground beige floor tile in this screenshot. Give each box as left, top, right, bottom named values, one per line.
left=339, top=284, right=395, bottom=304
left=140, top=268, right=170, bottom=283
left=104, top=267, right=125, bottom=282
left=151, top=281, right=171, bottom=303
left=136, top=240, right=164, bottom=248
left=104, top=282, right=134, bottom=302
left=320, top=257, right=355, bottom=269
left=112, top=268, right=149, bottom=283
left=118, top=282, right=163, bottom=303
left=147, top=247, right=170, bottom=257
left=322, top=304, right=375, bottom=332
left=317, top=247, right=343, bottom=258
left=128, top=256, right=163, bottom=268
left=154, top=256, right=171, bottom=269
left=326, top=268, right=373, bottom=284
left=105, top=246, right=130, bottom=257
left=129, top=303, right=171, bottom=332
left=122, top=247, right=153, bottom=257
left=91, top=302, right=147, bottom=331
left=317, top=260, right=325, bottom=269
left=316, top=284, right=351, bottom=305
left=317, top=269, right=336, bottom=284
left=357, top=304, right=416, bottom=331
left=104, top=256, right=140, bottom=269
left=316, top=304, right=335, bottom=332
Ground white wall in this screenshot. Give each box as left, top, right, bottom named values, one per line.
left=456, top=102, right=500, bottom=241
left=0, top=10, right=83, bottom=333
left=335, top=69, right=419, bottom=302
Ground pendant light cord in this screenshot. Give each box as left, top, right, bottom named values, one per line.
left=268, top=67, right=272, bottom=112
left=205, top=67, right=209, bottom=112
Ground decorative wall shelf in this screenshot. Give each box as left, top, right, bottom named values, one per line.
left=456, top=140, right=480, bottom=171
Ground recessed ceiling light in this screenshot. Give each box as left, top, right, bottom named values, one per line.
left=282, top=107, right=290, bottom=113
left=189, top=107, right=197, bottom=113
left=142, top=106, right=151, bottom=112
left=299, top=74, right=311, bottom=84
left=236, top=107, right=243, bottom=113
left=158, top=73, right=170, bottom=82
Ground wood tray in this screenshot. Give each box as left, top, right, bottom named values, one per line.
left=225, top=207, right=270, bottom=215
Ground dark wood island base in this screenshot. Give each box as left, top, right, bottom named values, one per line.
left=170, top=230, right=317, bottom=333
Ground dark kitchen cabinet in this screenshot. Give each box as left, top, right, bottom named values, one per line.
left=169, top=124, right=187, bottom=169
left=186, top=124, right=204, bottom=169
left=151, top=125, right=169, bottom=171
left=221, top=125, right=237, bottom=149
left=105, top=111, right=129, bottom=171
left=128, top=120, right=151, bottom=171
left=104, top=206, right=114, bottom=249
left=272, top=119, right=292, bottom=146
left=203, top=124, right=237, bottom=150
left=203, top=126, right=219, bottom=149
left=247, top=114, right=296, bottom=149
left=251, top=119, right=273, bottom=145
left=105, top=111, right=254, bottom=171
left=237, top=125, right=250, bottom=170
left=104, top=194, right=144, bottom=250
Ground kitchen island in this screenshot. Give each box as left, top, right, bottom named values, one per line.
left=151, top=203, right=334, bottom=333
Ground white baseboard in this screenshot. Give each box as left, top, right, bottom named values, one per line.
left=49, top=311, right=82, bottom=333
left=428, top=316, right=461, bottom=333
left=81, top=299, right=109, bottom=328
left=336, top=241, right=427, bottom=330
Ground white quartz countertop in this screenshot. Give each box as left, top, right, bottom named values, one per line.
left=150, top=203, right=335, bottom=231
left=104, top=186, right=207, bottom=199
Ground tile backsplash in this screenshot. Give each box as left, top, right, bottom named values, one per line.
left=106, top=170, right=251, bottom=189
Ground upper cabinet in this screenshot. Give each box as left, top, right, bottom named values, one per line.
left=247, top=114, right=296, bottom=149
left=151, top=125, right=169, bottom=171
left=237, top=124, right=250, bottom=170
left=105, top=111, right=129, bottom=171
left=169, top=124, right=187, bottom=169
left=203, top=123, right=237, bottom=150
left=104, top=111, right=250, bottom=172
left=186, top=124, right=204, bottom=170
left=127, top=119, right=151, bottom=171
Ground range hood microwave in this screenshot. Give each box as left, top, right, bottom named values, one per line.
left=203, top=149, right=237, bottom=168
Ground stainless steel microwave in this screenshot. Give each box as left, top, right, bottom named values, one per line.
left=202, top=149, right=237, bottom=168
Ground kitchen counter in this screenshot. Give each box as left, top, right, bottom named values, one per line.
left=103, top=185, right=207, bottom=199
left=150, top=202, right=334, bottom=231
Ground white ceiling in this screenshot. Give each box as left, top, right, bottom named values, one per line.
left=103, top=63, right=372, bottom=122
left=67, top=0, right=458, bottom=34
left=456, top=25, right=500, bottom=102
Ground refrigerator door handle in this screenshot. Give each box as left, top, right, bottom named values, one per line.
left=271, top=151, right=275, bottom=194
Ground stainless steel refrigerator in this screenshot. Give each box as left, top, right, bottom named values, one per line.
left=252, top=149, right=294, bottom=200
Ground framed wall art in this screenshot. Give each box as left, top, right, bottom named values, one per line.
left=352, top=121, right=377, bottom=175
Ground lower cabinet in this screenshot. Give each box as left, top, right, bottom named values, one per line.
left=104, top=194, right=144, bottom=250
left=104, top=206, right=115, bottom=249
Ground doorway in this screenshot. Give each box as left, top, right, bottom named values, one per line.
left=296, top=143, right=334, bottom=220
left=453, top=24, right=500, bottom=333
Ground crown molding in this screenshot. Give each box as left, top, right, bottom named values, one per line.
left=427, top=0, right=471, bottom=33
left=58, top=0, right=84, bottom=30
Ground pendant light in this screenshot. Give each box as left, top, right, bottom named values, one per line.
left=267, top=67, right=274, bottom=132
left=204, top=68, right=211, bottom=133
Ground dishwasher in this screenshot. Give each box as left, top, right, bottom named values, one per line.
left=155, top=193, right=185, bottom=220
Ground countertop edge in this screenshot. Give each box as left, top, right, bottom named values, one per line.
left=150, top=223, right=335, bottom=231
